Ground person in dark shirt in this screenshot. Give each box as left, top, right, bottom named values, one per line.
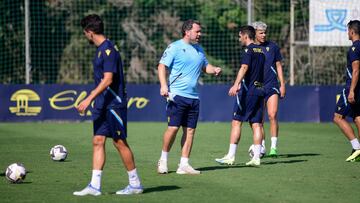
left=334, top=20, right=360, bottom=162
left=253, top=21, right=286, bottom=157
left=215, top=25, right=265, bottom=166
left=73, top=14, right=143, bottom=196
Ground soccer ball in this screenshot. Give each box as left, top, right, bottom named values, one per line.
left=248, top=144, right=265, bottom=158
left=5, top=163, right=26, bottom=183
left=50, top=145, right=68, bottom=161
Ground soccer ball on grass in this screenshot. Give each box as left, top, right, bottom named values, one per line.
left=50, top=145, right=68, bottom=161
left=5, top=163, right=26, bottom=183
left=248, top=144, right=265, bottom=158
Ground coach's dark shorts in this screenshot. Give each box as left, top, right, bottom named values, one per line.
left=92, top=107, right=127, bottom=139
left=335, top=88, right=360, bottom=119
left=264, top=84, right=280, bottom=102
left=166, top=95, right=200, bottom=128
left=233, top=91, right=264, bottom=123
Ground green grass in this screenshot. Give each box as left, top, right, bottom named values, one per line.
left=0, top=122, right=359, bottom=203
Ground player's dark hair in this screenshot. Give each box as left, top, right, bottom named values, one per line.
left=239, top=25, right=256, bottom=40
left=348, top=20, right=360, bottom=35
left=182, top=19, right=201, bottom=37
left=81, top=14, right=104, bottom=34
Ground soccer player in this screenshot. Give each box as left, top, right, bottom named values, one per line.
left=333, top=20, right=360, bottom=162
left=73, top=14, right=143, bottom=196
left=215, top=25, right=265, bottom=166
left=252, top=21, right=286, bottom=157
left=157, top=19, right=222, bottom=174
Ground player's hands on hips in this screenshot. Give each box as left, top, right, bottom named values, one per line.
left=280, top=85, right=286, bottom=98
left=76, top=97, right=91, bottom=114
left=214, top=67, right=222, bottom=76
left=228, top=84, right=240, bottom=96
left=348, top=90, right=355, bottom=104
left=160, top=85, right=169, bottom=97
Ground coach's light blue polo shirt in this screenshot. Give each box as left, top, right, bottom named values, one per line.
left=159, top=39, right=208, bottom=99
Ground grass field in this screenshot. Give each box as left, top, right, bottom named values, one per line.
left=0, top=122, right=359, bottom=203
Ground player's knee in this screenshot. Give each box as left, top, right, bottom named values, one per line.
left=268, top=113, right=277, bottom=122
left=333, top=114, right=343, bottom=124
left=231, top=120, right=241, bottom=127
left=93, top=136, right=106, bottom=147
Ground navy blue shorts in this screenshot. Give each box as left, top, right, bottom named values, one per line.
left=166, top=95, right=200, bottom=128
left=335, top=88, right=360, bottom=119
left=232, top=91, right=264, bottom=123
left=92, top=107, right=127, bottom=139
left=264, top=85, right=280, bottom=102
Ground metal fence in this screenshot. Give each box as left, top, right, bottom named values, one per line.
left=0, top=0, right=349, bottom=85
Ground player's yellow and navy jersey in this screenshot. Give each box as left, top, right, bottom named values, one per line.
left=92, top=39, right=126, bottom=109
left=240, top=43, right=265, bottom=96
left=345, top=40, right=360, bottom=94
left=260, top=41, right=282, bottom=87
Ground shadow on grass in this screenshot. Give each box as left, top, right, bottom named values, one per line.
left=262, top=159, right=308, bottom=165
left=198, top=159, right=308, bottom=171
left=269, top=153, right=321, bottom=158
left=196, top=164, right=249, bottom=171
left=107, top=185, right=181, bottom=194
left=143, top=185, right=181, bottom=193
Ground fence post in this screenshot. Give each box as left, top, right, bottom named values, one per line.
left=25, top=0, right=31, bottom=84
left=247, top=0, right=253, bottom=25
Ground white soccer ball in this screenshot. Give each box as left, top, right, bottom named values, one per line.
left=248, top=144, right=265, bottom=158
left=5, top=163, right=27, bottom=183
left=50, top=145, right=68, bottom=161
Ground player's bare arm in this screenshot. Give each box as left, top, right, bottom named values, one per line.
left=77, top=72, right=113, bottom=113
left=229, top=64, right=248, bottom=96
left=158, top=63, right=169, bottom=97
left=276, top=61, right=286, bottom=98
left=348, top=60, right=360, bottom=104
left=202, top=64, right=222, bottom=76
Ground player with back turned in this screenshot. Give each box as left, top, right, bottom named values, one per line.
left=334, top=20, right=360, bottom=162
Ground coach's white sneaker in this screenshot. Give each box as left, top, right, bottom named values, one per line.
left=157, top=159, right=168, bottom=174
left=73, top=184, right=101, bottom=196
left=246, top=158, right=260, bottom=167
left=215, top=155, right=235, bottom=165
left=176, top=164, right=201, bottom=175
left=116, top=185, right=143, bottom=195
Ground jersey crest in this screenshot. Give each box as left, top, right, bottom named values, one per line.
left=105, top=49, right=111, bottom=56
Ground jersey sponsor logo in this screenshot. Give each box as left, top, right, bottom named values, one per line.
left=9, top=89, right=42, bottom=116
left=105, top=49, right=111, bottom=56
left=252, top=48, right=263, bottom=53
